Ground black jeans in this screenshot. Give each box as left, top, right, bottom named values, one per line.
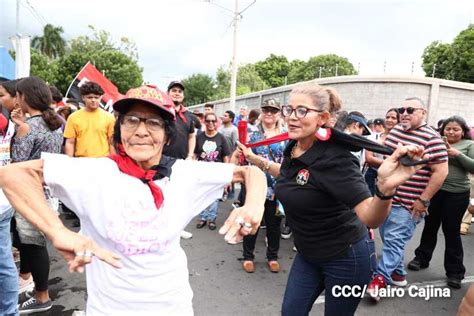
left=414, top=189, right=469, bottom=279
left=243, top=199, right=281, bottom=261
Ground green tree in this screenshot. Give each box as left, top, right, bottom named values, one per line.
left=290, top=54, right=357, bottom=82
left=182, top=73, right=216, bottom=105
left=31, top=24, right=67, bottom=59
left=287, top=59, right=306, bottom=84
left=30, top=48, right=58, bottom=84
left=254, top=54, right=290, bottom=87
left=55, top=26, right=143, bottom=94
left=237, top=63, right=267, bottom=94
left=451, top=24, right=474, bottom=83
left=421, top=41, right=454, bottom=79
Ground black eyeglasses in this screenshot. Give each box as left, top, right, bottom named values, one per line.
left=397, top=107, right=423, bottom=115
left=281, top=105, right=324, bottom=118
left=205, top=119, right=217, bottom=123
left=121, top=115, right=165, bottom=131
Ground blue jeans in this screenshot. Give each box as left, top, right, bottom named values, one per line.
left=282, top=234, right=375, bottom=316
left=376, top=204, right=420, bottom=283
left=0, top=208, right=18, bottom=315
left=199, top=200, right=219, bottom=221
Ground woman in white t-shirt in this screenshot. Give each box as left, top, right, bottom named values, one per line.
left=0, top=85, right=267, bottom=315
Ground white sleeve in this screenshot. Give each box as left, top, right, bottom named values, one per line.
left=171, top=160, right=234, bottom=218
left=41, top=153, right=115, bottom=218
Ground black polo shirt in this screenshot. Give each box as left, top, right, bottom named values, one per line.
left=163, top=110, right=195, bottom=159
left=274, top=139, right=371, bottom=261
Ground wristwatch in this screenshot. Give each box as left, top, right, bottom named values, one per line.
left=417, top=197, right=431, bottom=208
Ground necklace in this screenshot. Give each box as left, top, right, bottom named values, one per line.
left=291, top=143, right=298, bottom=159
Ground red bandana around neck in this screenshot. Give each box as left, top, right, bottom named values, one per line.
left=108, top=145, right=164, bottom=210
left=176, top=105, right=187, bottom=123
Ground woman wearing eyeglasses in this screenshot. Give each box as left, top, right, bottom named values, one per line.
left=194, top=112, right=232, bottom=230
left=0, top=85, right=267, bottom=315
left=408, top=115, right=474, bottom=289
left=234, top=98, right=287, bottom=273
left=238, top=84, right=425, bottom=315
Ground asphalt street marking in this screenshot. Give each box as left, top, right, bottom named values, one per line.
left=314, top=276, right=474, bottom=305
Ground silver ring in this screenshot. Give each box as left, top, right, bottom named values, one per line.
left=243, top=222, right=252, bottom=229
left=84, top=250, right=94, bottom=257
left=75, top=251, right=85, bottom=257
left=235, top=216, right=245, bottom=226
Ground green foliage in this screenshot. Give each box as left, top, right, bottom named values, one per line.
left=289, top=54, right=357, bottom=83
left=451, top=24, right=474, bottom=83
left=29, top=48, right=58, bottom=84
left=422, top=24, right=474, bottom=83
left=254, top=54, right=290, bottom=87
left=31, top=24, right=67, bottom=59
left=421, top=41, right=454, bottom=79
left=182, top=73, right=216, bottom=105
left=54, top=26, right=143, bottom=94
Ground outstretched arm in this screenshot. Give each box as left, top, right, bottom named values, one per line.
left=0, top=160, right=121, bottom=271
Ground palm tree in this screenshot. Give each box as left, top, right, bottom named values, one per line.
left=31, top=24, right=67, bottom=59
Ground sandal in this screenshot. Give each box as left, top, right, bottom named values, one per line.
left=196, top=220, right=207, bottom=229
left=208, top=221, right=217, bottom=230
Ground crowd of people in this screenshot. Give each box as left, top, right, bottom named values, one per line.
left=0, top=75, right=473, bottom=315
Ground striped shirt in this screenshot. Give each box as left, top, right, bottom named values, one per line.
left=384, top=124, right=448, bottom=208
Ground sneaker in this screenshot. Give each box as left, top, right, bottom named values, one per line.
left=19, top=276, right=35, bottom=294
left=447, top=277, right=462, bottom=289
left=281, top=226, right=292, bottom=239
left=180, top=230, right=193, bottom=240
left=18, top=297, right=52, bottom=314
left=367, top=275, right=386, bottom=302
left=407, top=257, right=429, bottom=271
left=391, top=271, right=408, bottom=287
left=196, top=220, right=207, bottom=229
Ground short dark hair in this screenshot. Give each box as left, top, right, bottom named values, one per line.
left=0, top=79, right=19, bottom=97
left=16, top=76, right=62, bottom=131
left=204, top=103, right=214, bottom=109
left=225, top=110, right=235, bottom=121
left=204, top=112, right=217, bottom=121
left=440, top=115, right=472, bottom=140
left=49, top=85, right=63, bottom=103
left=248, top=109, right=260, bottom=121
left=79, top=81, right=104, bottom=96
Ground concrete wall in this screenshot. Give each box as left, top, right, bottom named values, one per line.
left=188, top=76, right=474, bottom=125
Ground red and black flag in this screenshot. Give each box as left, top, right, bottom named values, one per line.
left=65, top=62, right=123, bottom=113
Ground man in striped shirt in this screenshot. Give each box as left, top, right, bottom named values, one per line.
left=368, top=97, right=448, bottom=301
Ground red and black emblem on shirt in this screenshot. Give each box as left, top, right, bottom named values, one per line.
left=296, top=169, right=309, bottom=185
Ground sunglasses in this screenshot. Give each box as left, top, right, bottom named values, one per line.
left=205, top=119, right=217, bottom=123
left=261, top=107, right=280, bottom=114
left=397, top=107, right=423, bottom=115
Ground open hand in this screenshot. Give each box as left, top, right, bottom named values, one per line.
left=49, top=226, right=122, bottom=273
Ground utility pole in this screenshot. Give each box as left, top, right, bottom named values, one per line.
left=335, top=64, right=338, bottom=76
left=16, top=0, right=20, bottom=36
left=319, top=66, right=322, bottom=78
left=229, top=0, right=239, bottom=113
left=383, top=61, right=386, bottom=74
left=411, top=62, right=414, bottom=75
left=432, top=63, right=437, bottom=77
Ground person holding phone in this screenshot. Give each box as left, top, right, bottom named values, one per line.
left=408, top=115, right=474, bottom=289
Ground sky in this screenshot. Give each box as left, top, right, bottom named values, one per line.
left=0, top=0, right=473, bottom=90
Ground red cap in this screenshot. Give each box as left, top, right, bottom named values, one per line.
left=113, top=85, right=176, bottom=120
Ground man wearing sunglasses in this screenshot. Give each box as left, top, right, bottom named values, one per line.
left=368, top=97, right=448, bottom=301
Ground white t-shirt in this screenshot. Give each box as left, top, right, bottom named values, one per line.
left=42, top=153, right=234, bottom=315
left=0, top=121, right=15, bottom=216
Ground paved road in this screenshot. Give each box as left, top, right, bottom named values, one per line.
left=37, top=199, right=474, bottom=315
